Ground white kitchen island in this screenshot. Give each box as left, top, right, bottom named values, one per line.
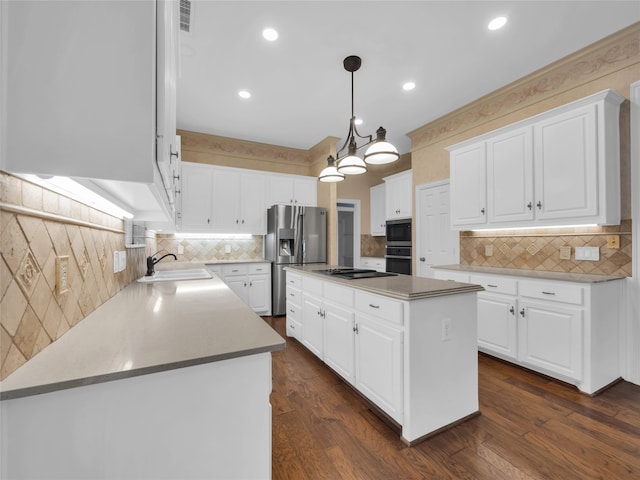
left=285, top=265, right=484, bottom=445
left=0, top=265, right=285, bottom=480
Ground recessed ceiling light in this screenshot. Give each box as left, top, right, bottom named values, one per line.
left=238, top=90, right=251, bottom=99
left=355, top=118, right=363, bottom=126
left=488, top=16, right=507, bottom=31
left=262, top=28, right=278, bottom=41
left=403, top=82, right=416, bottom=91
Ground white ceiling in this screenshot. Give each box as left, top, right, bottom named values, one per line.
left=177, top=1, right=639, bottom=156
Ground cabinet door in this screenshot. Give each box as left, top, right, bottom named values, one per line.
left=487, top=126, right=534, bottom=224
left=477, top=292, right=518, bottom=359
left=518, top=300, right=583, bottom=381
left=385, top=172, right=412, bottom=219
left=293, top=178, right=317, bottom=206
left=240, top=173, right=266, bottom=233
left=302, top=293, right=324, bottom=359
left=180, top=164, right=213, bottom=230
left=534, top=104, right=598, bottom=221
left=248, top=274, right=270, bottom=314
left=267, top=175, right=295, bottom=206
left=355, top=314, right=403, bottom=423
left=211, top=169, right=241, bottom=230
left=225, top=276, right=248, bottom=304
left=324, top=302, right=356, bottom=385
left=450, top=142, right=487, bottom=227
left=370, top=184, right=386, bottom=236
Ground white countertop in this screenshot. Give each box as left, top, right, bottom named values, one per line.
left=287, top=265, right=483, bottom=300
left=432, top=264, right=626, bottom=283
left=0, top=265, right=285, bottom=400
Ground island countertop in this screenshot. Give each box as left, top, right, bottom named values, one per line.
left=0, top=265, right=285, bottom=401
left=286, top=264, right=483, bottom=300
left=432, top=264, right=626, bottom=283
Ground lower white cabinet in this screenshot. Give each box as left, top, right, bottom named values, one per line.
left=518, top=299, right=583, bottom=381
left=434, top=267, right=623, bottom=394
left=208, top=263, right=272, bottom=315
left=285, top=272, right=303, bottom=339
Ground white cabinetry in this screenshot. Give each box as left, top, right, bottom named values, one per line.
left=354, top=291, right=404, bottom=423
left=4, top=0, right=179, bottom=221
left=370, top=183, right=386, bottom=236
left=285, top=273, right=303, bottom=340
left=433, top=267, right=623, bottom=393
left=208, top=263, right=272, bottom=315
left=180, top=163, right=266, bottom=234
left=360, top=257, right=386, bottom=272
left=384, top=170, right=413, bottom=220
left=450, top=142, right=487, bottom=227
left=301, top=276, right=325, bottom=359
left=323, top=283, right=356, bottom=385
left=448, top=90, right=624, bottom=230
left=267, top=175, right=317, bottom=207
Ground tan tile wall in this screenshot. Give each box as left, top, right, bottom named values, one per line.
left=156, top=234, right=264, bottom=262
left=360, top=234, right=385, bottom=258
left=460, top=221, right=632, bottom=276
left=0, top=172, right=153, bottom=380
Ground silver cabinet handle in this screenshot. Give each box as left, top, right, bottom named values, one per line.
left=353, top=323, right=359, bottom=334
left=487, top=284, right=498, bottom=288
left=537, top=201, right=542, bottom=210
left=542, top=291, right=556, bottom=296
left=509, top=306, right=515, bottom=315
left=481, top=207, right=486, bottom=215
left=527, top=202, right=532, bottom=210
left=520, top=308, right=525, bottom=317
left=419, top=257, right=426, bottom=262
left=369, top=304, right=380, bottom=309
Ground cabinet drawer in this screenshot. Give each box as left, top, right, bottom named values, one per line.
left=286, top=273, right=301, bottom=289
left=519, top=280, right=583, bottom=305
left=222, top=264, right=248, bottom=276
left=286, top=301, right=300, bottom=319
left=355, top=291, right=403, bottom=325
left=469, top=274, right=517, bottom=295
left=286, top=286, right=301, bottom=305
left=248, top=263, right=270, bottom=275
left=324, top=281, right=354, bottom=307
left=433, top=270, right=470, bottom=283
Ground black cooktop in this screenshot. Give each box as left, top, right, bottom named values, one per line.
left=312, top=268, right=398, bottom=280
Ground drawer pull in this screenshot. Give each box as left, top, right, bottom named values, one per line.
left=487, top=284, right=498, bottom=288
left=542, top=291, right=556, bottom=296
left=509, top=306, right=515, bottom=315
left=369, top=304, right=380, bottom=309
left=289, top=293, right=295, bottom=296
left=289, top=309, right=294, bottom=313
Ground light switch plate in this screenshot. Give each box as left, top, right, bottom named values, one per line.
left=575, top=246, right=600, bottom=261
left=118, top=251, right=127, bottom=272
left=607, top=235, right=620, bottom=249
left=484, top=245, right=493, bottom=257
left=225, top=245, right=231, bottom=254
left=559, top=246, right=571, bottom=260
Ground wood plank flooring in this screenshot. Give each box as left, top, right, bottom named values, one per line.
left=263, top=316, right=640, bottom=480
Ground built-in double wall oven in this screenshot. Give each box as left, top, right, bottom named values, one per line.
left=385, top=219, right=412, bottom=275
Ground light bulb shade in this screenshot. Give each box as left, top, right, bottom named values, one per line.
left=337, top=154, right=367, bottom=175
left=364, top=141, right=400, bottom=165
left=318, top=156, right=345, bottom=182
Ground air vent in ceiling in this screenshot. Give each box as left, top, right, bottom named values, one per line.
left=180, top=0, right=192, bottom=33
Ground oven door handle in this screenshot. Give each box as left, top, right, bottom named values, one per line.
left=384, top=255, right=412, bottom=260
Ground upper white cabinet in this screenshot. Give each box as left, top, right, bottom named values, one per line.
left=180, top=163, right=266, bottom=234
left=448, top=90, right=624, bottom=230
left=370, top=183, right=386, bottom=236
left=3, top=0, right=180, bottom=221
left=267, top=175, right=317, bottom=207
left=384, top=170, right=412, bottom=220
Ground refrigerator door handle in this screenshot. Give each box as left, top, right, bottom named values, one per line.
left=302, top=239, right=306, bottom=261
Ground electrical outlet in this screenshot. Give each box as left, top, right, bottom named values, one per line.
left=55, top=256, right=69, bottom=295
left=178, top=245, right=184, bottom=254
left=442, top=318, right=452, bottom=342
left=575, top=246, right=600, bottom=261
left=113, top=251, right=120, bottom=273
left=225, top=245, right=231, bottom=254
left=484, top=245, right=493, bottom=257
left=559, top=246, right=571, bottom=260
left=607, top=235, right=620, bottom=249
left=119, top=251, right=127, bottom=272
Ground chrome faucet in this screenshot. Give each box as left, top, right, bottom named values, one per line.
left=146, top=252, right=177, bottom=276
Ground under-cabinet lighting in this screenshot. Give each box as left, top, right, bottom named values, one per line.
left=471, top=224, right=598, bottom=233
left=18, top=174, right=134, bottom=219
left=174, top=233, right=253, bottom=239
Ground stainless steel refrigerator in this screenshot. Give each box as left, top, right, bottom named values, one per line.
left=266, top=205, right=327, bottom=316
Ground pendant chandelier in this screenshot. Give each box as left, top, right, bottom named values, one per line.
left=319, top=55, right=399, bottom=183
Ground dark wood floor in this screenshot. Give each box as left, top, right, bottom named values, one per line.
left=263, top=316, right=640, bottom=480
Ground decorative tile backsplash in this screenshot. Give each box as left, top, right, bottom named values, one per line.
left=0, top=172, right=153, bottom=380
left=459, top=221, right=632, bottom=276
left=360, top=234, right=385, bottom=258
left=156, top=234, right=264, bottom=262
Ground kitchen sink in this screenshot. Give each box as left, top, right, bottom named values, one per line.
left=137, top=268, right=213, bottom=283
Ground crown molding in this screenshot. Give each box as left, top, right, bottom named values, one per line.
left=407, top=23, right=640, bottom=150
